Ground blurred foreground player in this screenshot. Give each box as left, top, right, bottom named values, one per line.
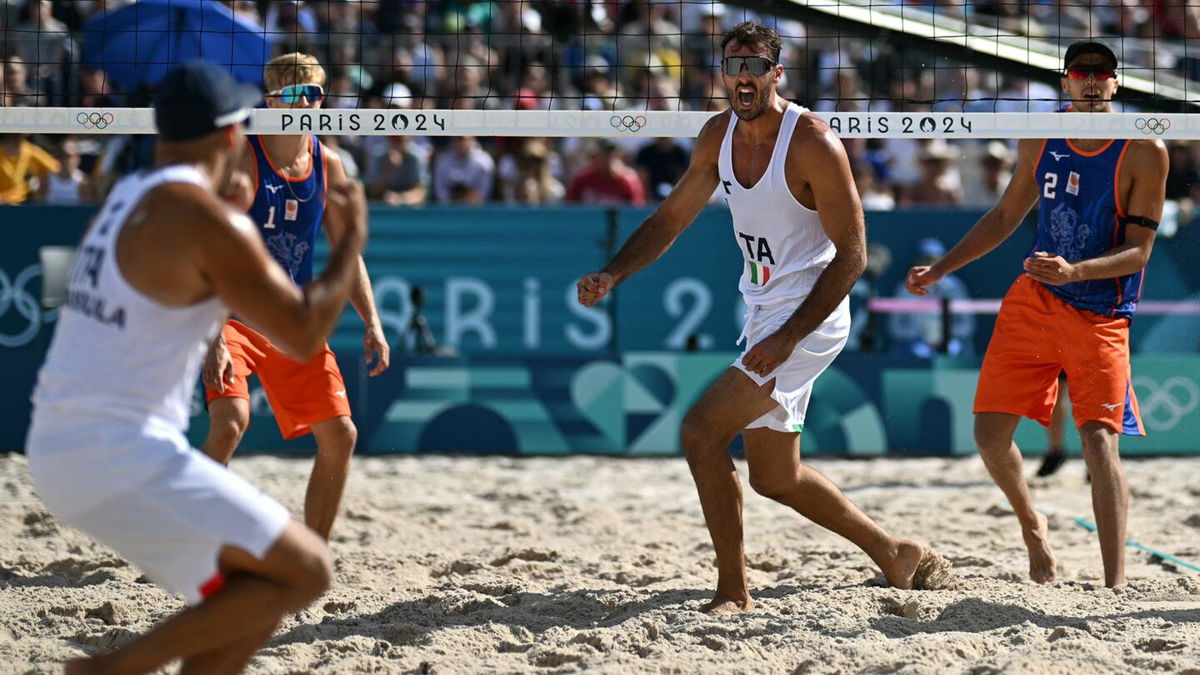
left=26, top=61, right=367, bottom=673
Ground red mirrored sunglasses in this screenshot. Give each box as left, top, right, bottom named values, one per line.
left=1066, top=66, right=1115, bottom=80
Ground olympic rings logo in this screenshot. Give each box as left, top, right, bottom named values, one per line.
left=610, top=114, right=647, bottom=133
left=1135, top=117, right=1171, bottom=135
left=77, top=111, right=115, bottom=130
left=0, top=264, right=56, bottom=348
left=1133, top=375, right=1199, bottom=431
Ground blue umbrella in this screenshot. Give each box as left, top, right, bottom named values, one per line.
left=82, top=0, right=270, bottom=91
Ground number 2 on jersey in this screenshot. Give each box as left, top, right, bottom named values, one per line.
left=1043, top=173, right=1058, bottom=200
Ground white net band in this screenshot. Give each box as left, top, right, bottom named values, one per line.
left=2, top=108, right=1190, bottom=139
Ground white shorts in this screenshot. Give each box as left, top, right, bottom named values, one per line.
left=29, top=425, right=290, bottom=605
left=733, top=297, right=850, bottom=433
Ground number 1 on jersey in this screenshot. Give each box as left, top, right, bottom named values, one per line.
left=265, top=205, right=277, bottom=229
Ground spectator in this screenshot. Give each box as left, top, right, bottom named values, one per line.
left=433, top=136, right=495, bottom=204
left=889, top=238, right=974, bottom=358
left=512, top=62, right=554, bottom=110
left=4, top=54, right=32, bottom=106
left=36, top=136, right=92, bottom=204
left=565, top=139, right=645, bottom=206
left=578, top=56, right=622, bottom=111
left=12, top=0, right=72, bottom=103
left=618, top=2, right=683, bottom=68
left=73, top=67, right=115, bottom=107
left=635, top=136, right=689, bottom=201
left=852, top=160, right=895, bottom=211
left=367, top=134, right=429, bottom=206
left=962, top=141, right=1013, bottom=209
left=226, top=1, right=262, bottom=27
left=0, top=133, right=59, bottom=204
left=906, top=141, right=963, bottom=207
left=325, top=68, right=358, bottom=109
left=510, top=139, right=565, bottom=204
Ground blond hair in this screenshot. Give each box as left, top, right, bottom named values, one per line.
left=264, top=53, right=326, bottom=92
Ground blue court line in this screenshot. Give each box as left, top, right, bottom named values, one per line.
left=1038, top=507, right=1200, bottom=574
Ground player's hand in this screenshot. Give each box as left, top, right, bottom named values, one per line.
left=363, top=321, right=391, bottom=377
left=325, top=179, right=368, bottom=246
left=577, top=272, right=615, bottom=307
left=220, top=170, right=254, bottom=211
left=203, top=338, right=235, bottom=393
left=1024, top=251, right=1077, bottom=286
left=741, top=330, right=796, bottom=378
left=905, top=265, right=943, bottom=296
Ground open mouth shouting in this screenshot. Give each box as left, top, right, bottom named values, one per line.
left=736, top=85, right=757, bottom=109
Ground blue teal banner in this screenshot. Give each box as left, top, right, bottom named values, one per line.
left=182, top=352, right=1200, bottom=456
left=4, top=205, right=1200, bottom=453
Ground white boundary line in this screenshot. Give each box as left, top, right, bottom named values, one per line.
left=1, top=108, right=1194, bottom=139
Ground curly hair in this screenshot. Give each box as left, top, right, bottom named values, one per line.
left=720, top=21, right=783, bottom=63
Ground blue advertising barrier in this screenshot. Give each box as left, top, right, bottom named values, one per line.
left=183, top=351, right=1200, bottom=456
left=4, top=205, right=1200, bottom=453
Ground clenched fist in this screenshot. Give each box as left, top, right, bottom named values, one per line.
left=576, top=272, right=615, bottom=307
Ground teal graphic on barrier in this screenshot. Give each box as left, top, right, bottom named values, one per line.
left=180, top=353, right=1200, bottom=456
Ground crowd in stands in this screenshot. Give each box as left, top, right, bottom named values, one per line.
left=0, top=0, right=1198, bottom=227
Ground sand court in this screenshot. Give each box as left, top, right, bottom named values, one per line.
left=3, top=453, right=1199, bottom=673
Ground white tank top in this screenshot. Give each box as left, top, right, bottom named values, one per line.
left=718, top=103, right=836, bottom=306
left=31, top=165, right=228, bottom=432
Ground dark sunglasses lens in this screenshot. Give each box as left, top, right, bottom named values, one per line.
left=304, top=85, right=324, bottom=101
left=723, top=57, right=773, bottom=77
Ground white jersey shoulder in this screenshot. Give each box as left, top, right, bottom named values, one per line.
left=717, top=103, right=836, bottom=306
left=31, top=166, right=228, bottom=431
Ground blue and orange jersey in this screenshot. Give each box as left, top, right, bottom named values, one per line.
left=1032, top=136, right=1138, bottom=319
left=246, top=135, right=326, bottom=286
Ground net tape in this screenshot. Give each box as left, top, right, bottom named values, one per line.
left=0, top=108, right=1194, bottom=139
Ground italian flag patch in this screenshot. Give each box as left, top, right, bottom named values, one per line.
left=747, top=261, right=771, bottom=285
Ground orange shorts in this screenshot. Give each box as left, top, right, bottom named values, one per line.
left=975, top=275, right=1144, bottom=436
left=204, top=320, right=351, bottom=440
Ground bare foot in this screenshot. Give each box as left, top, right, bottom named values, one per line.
left=701, top=595, right=754, bottom=615
left=1022, top=512, right=1058, bottom=584
left=884, top=540, right=957, bottom=590
left=884, top=540, right=926, bottom=589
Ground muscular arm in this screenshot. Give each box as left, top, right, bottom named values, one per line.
left=322, top=148, right=389, bottom=374
left=322, top=151, right=381, bottom=329
left=774, top=122, right=866, bottom=345
left=906, top=138, right=1041, bottom=296
left=935, top=138, right=1042, bottom=277
left=1069, top=141, right=1165, bottom=280
left=599, top=114, right=726, bottom=285
left=191, top=182, right=367, bottom=360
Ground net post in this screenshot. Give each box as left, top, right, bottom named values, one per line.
left=940, top=296, right=952, bottom=355
left=604, top=208, right=620, bottom=356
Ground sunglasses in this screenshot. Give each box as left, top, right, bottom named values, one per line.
left=1065, top=66, right=1115, bottom=81
left=269, top=83, right=324, bottom=104
left=721, top=56, right=777, bottom=77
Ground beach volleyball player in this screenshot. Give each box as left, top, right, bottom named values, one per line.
left=201, top=52, right=389, bottom=540
left=26, top=62, right=368, bottom=672
left=578, top=21, right=952, bottom=614
left=907, top=41, right=1168, bottom=587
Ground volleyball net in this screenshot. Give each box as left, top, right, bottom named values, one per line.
left=1, top=0, right=1200, bottom=137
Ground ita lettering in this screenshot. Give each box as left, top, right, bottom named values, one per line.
left=737, top=232, right=776, bottom=264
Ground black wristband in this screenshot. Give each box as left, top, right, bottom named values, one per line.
left=1124, top=215, right=1159, bottom=231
